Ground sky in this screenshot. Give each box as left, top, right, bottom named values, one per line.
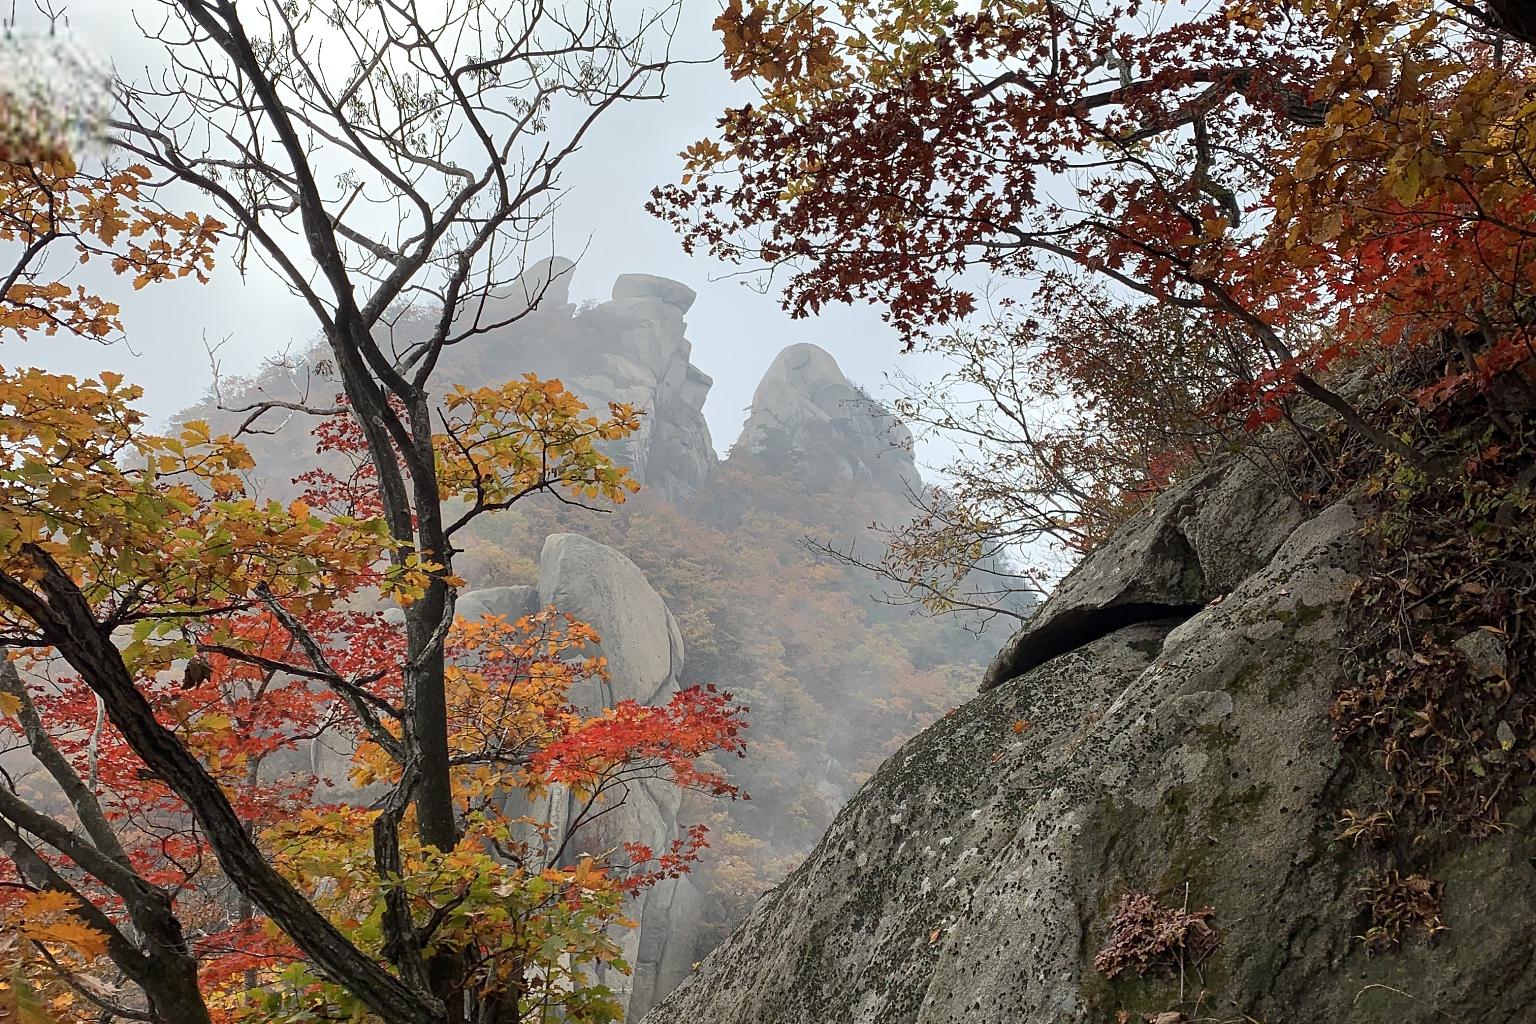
left=15, top=0, right=955, bottom=462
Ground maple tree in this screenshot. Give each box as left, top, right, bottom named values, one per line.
left=653, top=0, right=1536, bottom=595
left=455, top=442, right=992, bottom=961
left=1, top=5, right=748, bottom=1023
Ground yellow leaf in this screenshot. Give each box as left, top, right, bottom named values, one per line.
left=16, top=892, right=109, bottom=959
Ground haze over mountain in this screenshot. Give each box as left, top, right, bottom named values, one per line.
left=34, top=0, right=957, bottom=457
left=178, top=260, right=1005, bottom=1018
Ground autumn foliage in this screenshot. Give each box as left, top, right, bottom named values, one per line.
left=656, top=0, right=1536, bottom=565
left=1, top=111, right=742, bottom=1024
left=1, top=599, right=743, bottom=1023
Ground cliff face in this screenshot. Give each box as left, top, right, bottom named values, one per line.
left=445, top=329, right=998, bottom=1020
left=641, top=456, right=1536, bottom=1024
left=460, top=534, right=699, bottom=1017
left=185, top=259, right=716, bottom=504
left=449, top=258, right=717, bottom=503
left=734, top=342, right=916, bottom=488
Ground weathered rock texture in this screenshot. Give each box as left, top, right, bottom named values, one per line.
left=187, top=258, right=716, bottom=503
left=981, top=453, right=1305, bottom=690
left=643, top=461, right=1536, bottom=1024
left=471, top=260, right=716, bottom=502
left=735, top=342, right=915, bottom=486
left=536, top=532, right=686, bottom=710
left=461, top=533, right=698, bottom=1018
left=454, top=585, right=539, bottom=624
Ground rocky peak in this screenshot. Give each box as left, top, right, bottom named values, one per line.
left=475, top=255, right=579, bottom=324
left=734, top=343, right=915, bottom=486
left=639, top=453, right=1536, bottom=1024
left=612, top=273, right=698, bottom=312
left=178, top=259, right=718, bottom=503
left=456, top=261, right=718, bottom=502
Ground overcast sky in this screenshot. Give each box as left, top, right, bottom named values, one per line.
left=20, top=0, right=956, bottom=461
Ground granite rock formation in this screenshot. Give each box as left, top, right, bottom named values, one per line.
left=734, top=342, right=915, bottom=487
left=460, top=259, right=717, bottom=503
left=641, top=458, right=1536, bottom=1024
left=186, top=258, right=716, bottom=504
left=461, top=533, right=698, bottom=1018
left=185, top=267, right=1001, bottom=1019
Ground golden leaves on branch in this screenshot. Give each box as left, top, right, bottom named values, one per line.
left=0, top=365, right=390, bottom=652
left=250, top=607, right=741, bottom=1018
left=0, top=891, right=110, bottom=1024
left=1, top=160, right=225, bottom=340
left=435, top=374, right=642, bottom=512
left=6, top=893, right=108, bottom=961
left=716, top=0, right=844, bottom=86
left=1253, top=0, right=1536, bottom=353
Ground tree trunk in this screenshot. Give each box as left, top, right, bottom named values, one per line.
left=1489, top=0, right=1536, bottom=47
left=9, top=549, right=445, bottom=1024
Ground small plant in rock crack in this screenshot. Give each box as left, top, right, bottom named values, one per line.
left=1094, top=890, right=1219, bottom=980
left=1357, top=869, right=1446, bottom=955
left=1335, top=809, right=1396, bottom=848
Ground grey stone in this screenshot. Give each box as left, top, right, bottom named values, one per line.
left=447, top=264, right=718, bottom=502
left=500, top=269, right=715, bottom=502
left=190, top=259, right=718, bottom=504
left=1454, top=628, right=1508, bottom=680
left=537, top=533, right=683, bottom=708
left=613, top=273, right=699, bottom=313
left=735, top=343, right=916, bottom=484
left=455, top=585, right=539, bottom=623
left=981, top=452, right=1305, bottom=690
left=477, top=255, right=577, bottom=323
left=642, top=495, right=1536, bottom=1024
left=531, top=533, right=698, bottom=1018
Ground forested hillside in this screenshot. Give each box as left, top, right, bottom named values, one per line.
left=3, top=1, right=1534, bottom=1023
left=457, top=429, right=997, bottom=954
left=186, top=281, right=1008, bottom=983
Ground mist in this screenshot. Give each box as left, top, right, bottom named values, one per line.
left=21, top=0, right=958, bottom=457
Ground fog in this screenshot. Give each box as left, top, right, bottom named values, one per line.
left=23, top=0, right=955, bottom=458
left=2, top=6, right=1013, bottom=1016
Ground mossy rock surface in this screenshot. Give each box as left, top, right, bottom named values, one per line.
left=644, top=480, right=1536, bottom=1024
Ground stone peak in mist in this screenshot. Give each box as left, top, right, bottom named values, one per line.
left=732, top=340, right=916, bottom=485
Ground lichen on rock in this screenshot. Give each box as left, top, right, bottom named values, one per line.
left=642, top=471, right=1536, bottom=1024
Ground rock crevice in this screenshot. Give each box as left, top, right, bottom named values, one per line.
left=982, top=453, right=1305, bottom=690
left=984, top=602, right=1205, bottom=687
left=641, top=463, right=1536, bottom=1024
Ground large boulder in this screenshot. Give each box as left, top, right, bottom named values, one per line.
left=537, top=533, right=684, bottom=708
left=528, top=533, right=699, bottom=1016
left=476, top=255, right=578, bottom=323
left=981, top=451, right=1306, bottom=690
left=642, top=485, right=1536, bottom=1024
left=613, top=273, right=699, bottom=312
left=734, top=343, right=915, bottom=486
left=455, top=585, right=540, bottom=623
